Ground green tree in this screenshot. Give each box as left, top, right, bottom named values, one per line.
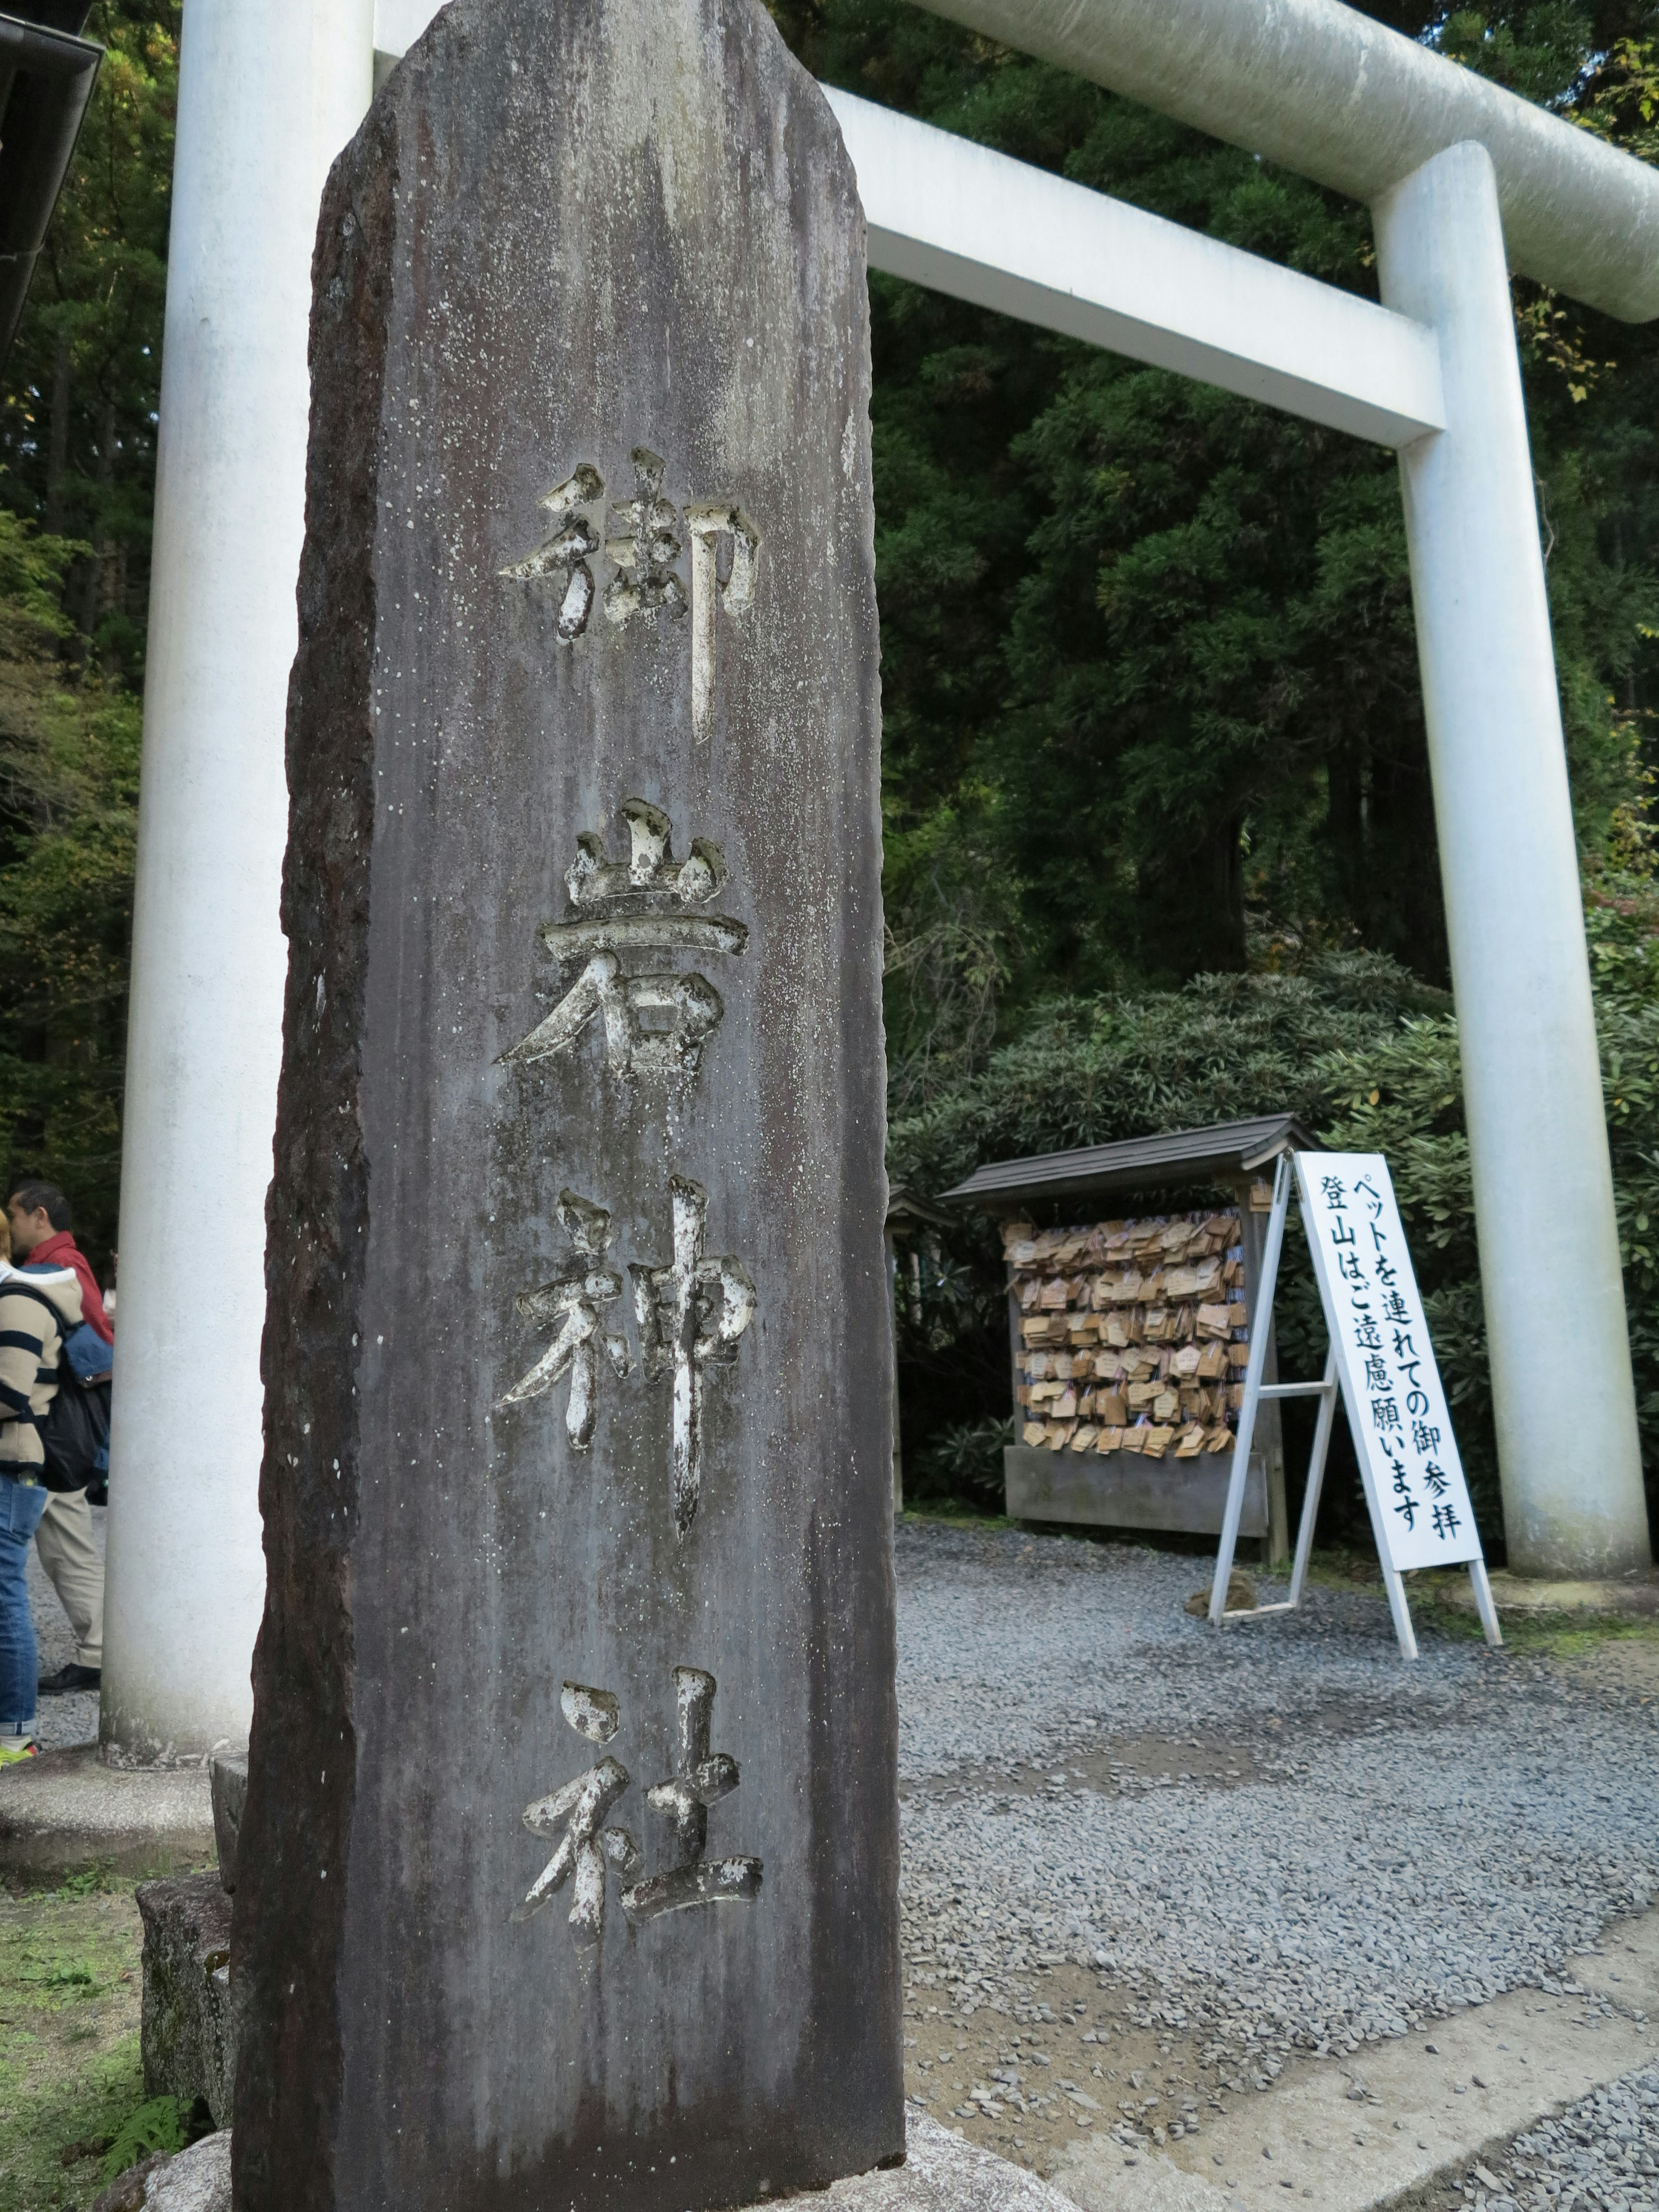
left=771, top=1, right=1659, bottom=1100
left=0, top=4, right=175, bottom=1266
left=1, top=3, right=179, bottom=684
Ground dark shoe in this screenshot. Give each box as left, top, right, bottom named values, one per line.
left=38, top=1663, right=100, bottom=1696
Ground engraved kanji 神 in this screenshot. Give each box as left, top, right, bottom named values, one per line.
left=632, top=1177, right=757, bottom=1538
left=496, top=1191, right=631, bottom=1450
left=497, top=1178, right=756, bottom=1525
left=500, top=799, right=748, bottom=1083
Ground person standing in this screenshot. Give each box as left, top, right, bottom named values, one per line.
left=7, top=1182, right=108, bottom=1696
left=0, top=1214, right=81, bottom=1760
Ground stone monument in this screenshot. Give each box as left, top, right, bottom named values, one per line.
left=230, top=1, right=900, bottom=2203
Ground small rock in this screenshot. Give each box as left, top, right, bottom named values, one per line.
left=90, top=2154, right=171, bottom=2212
left=1184, top=1571, right=1256, bottom=1618
left=91, top=2136, right=230, bottom=2212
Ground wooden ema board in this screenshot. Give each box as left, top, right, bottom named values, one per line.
left=1207, top=1153, right=1501, bottom=1659
left=1001, top=1195, right=1289, bottom=1557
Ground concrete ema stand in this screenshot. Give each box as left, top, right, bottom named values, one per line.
left=1207, top=1152, right=1503, bottom=1661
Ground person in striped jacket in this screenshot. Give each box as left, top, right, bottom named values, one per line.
left=0, top=1219, right=81, bottom=1762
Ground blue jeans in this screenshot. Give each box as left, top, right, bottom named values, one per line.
left=0, top=1478, right=49, bottom=1731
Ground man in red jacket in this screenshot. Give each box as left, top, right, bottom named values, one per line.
left=8, top=1182, right=109, bottom=1696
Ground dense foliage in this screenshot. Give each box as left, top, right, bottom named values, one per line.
left=0, top=4, right=176, bottom=1269
left=772, top=1, right=1659, bottom=1096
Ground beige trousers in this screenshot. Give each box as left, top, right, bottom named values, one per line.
left=35, top=1489, right=104, bottom=1670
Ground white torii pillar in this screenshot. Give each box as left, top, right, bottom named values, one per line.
left=99, top=0, right=375, bottom=1764
left=1375, top=145, right=1649, bottom=1576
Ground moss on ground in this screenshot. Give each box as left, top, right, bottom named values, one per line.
left=0, top=1869, right=155, bottom=2212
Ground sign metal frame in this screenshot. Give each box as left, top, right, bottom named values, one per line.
left=1206, top=1152, right=1502, bottom=1659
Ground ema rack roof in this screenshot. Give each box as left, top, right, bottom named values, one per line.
left=941, top=1112, right=1317, bottom=1213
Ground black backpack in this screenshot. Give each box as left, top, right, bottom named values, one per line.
left=6, top=1282, right=112, bottom=1496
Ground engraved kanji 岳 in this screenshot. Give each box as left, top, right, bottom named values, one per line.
left=621, top=1668, right=762, bottom=1924
left=499, top=799, right=748, bottom=1083
left=631, top=1178, right=757, bottom=1538
left=496, top=1191, right=631, bottom=1450
left=512, top=1682, right=642, bottom=1946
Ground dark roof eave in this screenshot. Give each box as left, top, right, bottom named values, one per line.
left=940, top=1113, right=1319, bottom=1212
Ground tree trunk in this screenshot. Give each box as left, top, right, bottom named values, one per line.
left=44, top=331, right=71, bottom=539
left=76, top=395, right=117, bottom=655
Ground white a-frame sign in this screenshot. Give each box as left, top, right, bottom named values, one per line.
left=1207, top=1152, right=1501, bottom=1659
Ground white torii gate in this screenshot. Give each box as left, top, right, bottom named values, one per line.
left=102, top=0, right=1659, bottom=1764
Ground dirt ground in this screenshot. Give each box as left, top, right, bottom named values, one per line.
left=903, top=1953, right=1239, bottom=2184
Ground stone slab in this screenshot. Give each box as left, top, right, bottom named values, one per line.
left=94, top=2120, right=1067, bottom=2212
left=0, top=1743, right=213, bottom=1879
left=775, top=2114, right=1079, bottom=2209
left=138, top=1871, right=236, bottom=2128
left=234, top=2, right=895, bottom=2208
left=208, top=1754, right=244, bottom=1891
left=1443, top=1569, right=1659, bottom=1617
left=1004, top=1446, right=1268, bottom=1537
left=1052, top=1907, right=1659, bottom=2212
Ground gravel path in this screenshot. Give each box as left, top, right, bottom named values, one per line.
left=894, top=1518, right=1659, bottom=2185
left=1394, top=2063, right=1659, bottom=2210
left=25, top=1503, right=102, bottom=1751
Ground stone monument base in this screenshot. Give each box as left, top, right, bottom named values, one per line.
left=92, top=2117, right=1075, bottom=2212
left=0, top=1744, right=213, bottom=1881
left=772, top=2116, right=1077, bottom=2209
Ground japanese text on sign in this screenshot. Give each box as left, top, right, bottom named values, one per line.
left=1294, top=1152, right=1482, bottom=1571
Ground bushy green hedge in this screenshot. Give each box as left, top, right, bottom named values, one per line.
left=891, top=916, right=1659, bottom=1554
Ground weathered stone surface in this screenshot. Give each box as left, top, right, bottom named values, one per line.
left=89, top=2134, right=231, bottom=2212
left=209, top=1754, right=245, bottom=1892
left=137, top=1872, right=235, bottom=2128
left=775, top=2117, right=1080, bottom=2210
left=234, top=3, right=895, bottom=2209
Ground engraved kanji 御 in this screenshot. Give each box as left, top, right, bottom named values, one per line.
left=498, top=442, right=758, bottom=734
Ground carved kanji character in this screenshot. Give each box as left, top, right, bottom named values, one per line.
left=631, top=1178, right=756, bottom=1538
left=497, top=1192, right=631, bottom=1449
left=686, top=500, right=760, bottom=737
left=604, top=447, right=687, bottom=627
left=512, top=1683, right=642, bottom=1946
left=622, top=1668, right=761, bottom=1923
left=500, top=800, right=748, bottom=1084
left=499, top=464, right=606, bottom=641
